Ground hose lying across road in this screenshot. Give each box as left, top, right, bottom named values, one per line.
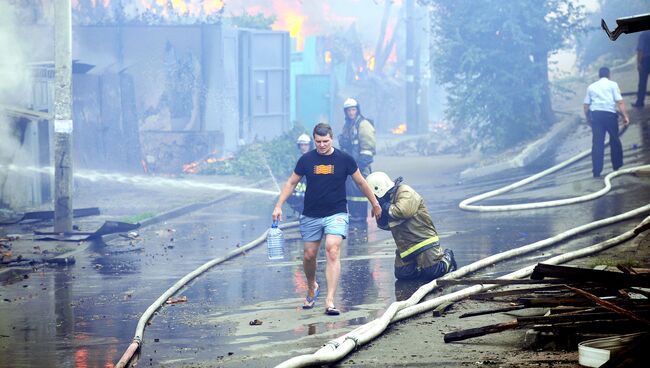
left=460, top=160, right=650, bottom=211
left=115, top=221, right=300, bottom=368
left=276, top=127, right=649, bottom=366
left=276, top=208, right=650, bottom=368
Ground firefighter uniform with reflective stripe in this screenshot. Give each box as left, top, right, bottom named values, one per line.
left=287, top=180, right=307, bottom=214
left=378, top=183, right=451, bottom=280
left=340, top=114, right=376, bottom=223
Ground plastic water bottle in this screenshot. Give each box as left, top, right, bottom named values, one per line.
left=266, top=221, right=284, bottom=260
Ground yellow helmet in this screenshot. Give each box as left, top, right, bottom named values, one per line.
left=366, top=171, right=394, bottom=198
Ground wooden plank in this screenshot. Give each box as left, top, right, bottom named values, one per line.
left=432, top=301, right=454, bottom=317
left=436, top=278, right=575, bottom=286
left=517, top=310, right=650, bottom=325
left=531, top=263, right=650, bottom=287
left=444, top=321, right=519, bottom=343
left=469, top=285, right=565, bottom=300
left=564, top=285, right=650, bottom=328
left=459, top=305, right=526, bottom=318
left=518, top=296, right=595, bottom=307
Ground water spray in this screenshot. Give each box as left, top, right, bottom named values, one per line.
left=0, top=164, right=280, bottom=196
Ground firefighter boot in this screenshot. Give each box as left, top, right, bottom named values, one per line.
left=441, top=249, right=458, bottom=273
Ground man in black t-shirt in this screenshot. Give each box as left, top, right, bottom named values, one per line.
left=272, top=123, right=382, bottom=315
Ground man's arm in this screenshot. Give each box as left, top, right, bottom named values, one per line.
left=583, top=104, right=591, bottom=125
left=272, top=173, right=302, bottom=222
left=350, top=169, right=382, bottom=219
left=617, top=100, right=630, bottom=126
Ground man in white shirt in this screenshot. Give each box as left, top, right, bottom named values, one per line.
left=583, top=67, right=630, bottom=178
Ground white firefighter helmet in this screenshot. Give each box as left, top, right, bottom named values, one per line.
left=343, top=98, right=359, bottom=110
left=366, top=171, right=394, bottom=198
left=296, top=133, right=311, bottom=145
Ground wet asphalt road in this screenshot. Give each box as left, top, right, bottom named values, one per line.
left=1, top=124, right=649, bottom=367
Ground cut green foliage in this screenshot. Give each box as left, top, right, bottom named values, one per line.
left=230, top=10, right=276, bottom=30
left=202, top=124, right=307, bottom=178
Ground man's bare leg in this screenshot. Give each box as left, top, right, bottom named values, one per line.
left=324, top=234, right=343, bottom=308
left=303, top=241, right=320, bottom=298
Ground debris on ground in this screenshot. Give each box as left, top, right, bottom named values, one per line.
left=165, top=296, right=188, bottom=304
left=441, top=263, right=650, bottom=366
left=249, top=319, right=263, bottom=326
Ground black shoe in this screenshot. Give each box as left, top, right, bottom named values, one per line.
left=632, top=102, right=644, bottom=108
left=443, top=249, right=458, bottom=273
left=593, top=173, right=601, bottom=178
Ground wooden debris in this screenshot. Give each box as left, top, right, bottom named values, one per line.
left=444, top=320, right=518, bottom=343
left=563, top=285, right=650, bottom=328
left=459, top=305, right=526, bottom=318
left=432, top=301, right=454, bottom=317
left=443, top=263, right=650, bottom=345
left=530, top=264, right=650, bottom=287
left=165, top=296, right=187, bottom=304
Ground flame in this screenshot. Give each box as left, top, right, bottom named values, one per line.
left=182, top=151, right=229, bottom=174
left=273, top=11, right=305, bottom=51
left=391, top=123, right=407, bottom=135
left=324, top=50, right=332, bottom=64
left=365, top=52, right=375, bottom=71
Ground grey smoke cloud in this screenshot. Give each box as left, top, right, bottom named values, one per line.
left=0, top=1, right=33, bottom=207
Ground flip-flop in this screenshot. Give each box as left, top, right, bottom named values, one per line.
left=302, top=283, right=319, bottom=309
left=325, top=306, right=340, bottom=316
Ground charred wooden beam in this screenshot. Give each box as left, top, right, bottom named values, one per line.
left=564, top=285, right=650, bottom=328
left=432, top=301, right=454, bottom=317
left=469, top=285, right=566, bottom=300
left=459, top=305, right=526, bottom=318
left=517, top=310, right=650, bottom=325
left=444, top=320, right=518, bottom=343
left=436, top=278, right=581, bottom=286
left=531, top=264, right=650, bottom=287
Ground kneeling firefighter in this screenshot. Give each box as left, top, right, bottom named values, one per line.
left=339, top=98, right=376, bottom=225
left=367, top=171, right=457, bottom=281
left=287, top=134, right=312, bottom=215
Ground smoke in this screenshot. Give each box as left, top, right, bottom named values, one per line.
left=0, top=1, right=35, bottom=208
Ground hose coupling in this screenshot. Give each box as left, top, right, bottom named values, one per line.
left=345, top=335, right=360, bottom=350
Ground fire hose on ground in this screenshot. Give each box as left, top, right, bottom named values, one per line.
left=275, top=207, right=650, bottom=368
left=275, top=132, right=649, bottom=366
left=115, top=220, right=300, bottom=368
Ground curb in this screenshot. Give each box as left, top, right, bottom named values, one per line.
left=459, top=115, right=578, bottom=181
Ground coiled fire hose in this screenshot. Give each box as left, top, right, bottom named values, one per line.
left=459, top=124, right=645, bottom=212
left=275, top=125, right=649, bottom=367
left=115, top=221, right=299, bottom=368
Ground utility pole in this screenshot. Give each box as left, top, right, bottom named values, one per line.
left=405, top=0, right=420, bottom=134
left=54, top=0, right=73, bottom=234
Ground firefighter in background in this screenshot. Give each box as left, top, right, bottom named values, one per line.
left=287, top=134, right=312, bottom=215
left=366, top=171, right=457, bottom=281
left=339, top=98, right=376, bottom=225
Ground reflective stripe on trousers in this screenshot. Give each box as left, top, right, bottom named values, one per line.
left=399, top=235, right=440, bottom=260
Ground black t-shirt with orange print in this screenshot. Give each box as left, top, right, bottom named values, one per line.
left=294, top=148, right=358, bottom=218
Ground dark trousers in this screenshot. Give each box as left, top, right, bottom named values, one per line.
left=591, top=110, right=623, bottom=177
left=394, top=260, right=447, bottom=281
left=636, top=59, right=650, bottom=105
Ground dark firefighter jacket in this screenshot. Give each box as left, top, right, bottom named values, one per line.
left=340, top=116, right=376, bottom=173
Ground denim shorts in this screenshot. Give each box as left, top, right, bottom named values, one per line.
left=299, top=213, right=349, bottom=242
